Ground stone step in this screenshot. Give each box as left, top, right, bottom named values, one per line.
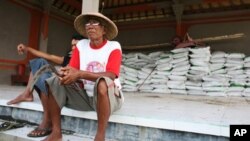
left=0, top=122, right=95, bottom=141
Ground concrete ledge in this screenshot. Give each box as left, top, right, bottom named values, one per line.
left=2, top=85, right=249, bottom=140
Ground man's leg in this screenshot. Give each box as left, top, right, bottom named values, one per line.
left=7, top=73, right=34, bottom=105
left=95, top=79, right=110, bottom=141
left=27, top=92, right=52, bottom=137
left=42, top=87, right=62, bottom=141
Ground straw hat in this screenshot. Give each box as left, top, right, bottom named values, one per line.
left=74, top=12, right=118, bottom=40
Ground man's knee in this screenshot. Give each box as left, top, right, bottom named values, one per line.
left=97, top=78, right=108, bottom=96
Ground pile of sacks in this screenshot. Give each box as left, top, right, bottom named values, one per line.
left=120, top=46, right=250, bottom=97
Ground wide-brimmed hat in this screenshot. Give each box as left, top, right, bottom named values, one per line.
left=74, top=12, right=118, bottom=40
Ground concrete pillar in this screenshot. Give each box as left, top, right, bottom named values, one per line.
left=172, top=3, right=184, bottom=36
left=82, top=0, right=99, bottom=14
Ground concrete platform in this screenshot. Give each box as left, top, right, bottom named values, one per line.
left=1, top=85, right=250, bottom=140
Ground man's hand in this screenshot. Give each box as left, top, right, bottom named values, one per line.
left=59, top=66, right=80, bottom=85
left=17, top=44, right=27, bottom=55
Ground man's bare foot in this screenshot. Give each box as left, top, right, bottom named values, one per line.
left=41, top=131, right=62, bottom=141
left=7, top=92, right=33, bottom=105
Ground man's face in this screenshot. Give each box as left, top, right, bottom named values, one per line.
left=85, top=19, right=106, bottom=40
left=172, top=37, right=181, bottom=46
left=71, top=39, right=79, bottom=50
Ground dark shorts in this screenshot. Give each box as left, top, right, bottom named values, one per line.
left=45, top=76, right=124, bottom=113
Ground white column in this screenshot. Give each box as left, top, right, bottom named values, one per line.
left=82, top=0, right=99, bottom=14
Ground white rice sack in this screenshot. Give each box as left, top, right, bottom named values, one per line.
left=171, top=70, right=188, bottom=76
left=170, top=57, right=188, bottom=64
left=244, top=62, right=250, bottom=68
left=172, top=52, right=189, bottom=59
left=211, top=51, right=227, bottom=59
left=189, top=53, right=210, bottom=59
left=138, top=85, right=154, bottom=90
left=151, top=72, right=168, bottom=79
left=202, top=75, right=229, bottom=82
left=230, top=80, right=245, bottom=86
left=245, top=82, right=250, bottom=87
left=124, top=79, right=138, bottom=85
left=123, top=66, right=138, bottom=74
left=244, top=69, right=250, bottom=75
left=170, top=89, right=187, bottom=95
left=209, top=63, right=225, bottom=71
left=150, top=78, right=168, bottom=84
left=160, top=53, right=172, bottom=58
left=211, top=69, right=227, bottom=74
left=168, top=75, right=187, bottom=81
left=186, top=74, right=203, bottom=81
left=225, top=65, right=243, bottom=71
left=187, top=90, right=206, bottom=96
left=230, top=74, right=247, bottom=79
left=137, top=53, right=153, bottom=62
left=156, top=57, right=172, bottom=64
left=188, top=70, right=208, bottom=75
left=190, top=66, right=210, bottom=72
left=148, top=51, right=163, bottom=58
left=203, top=81, right=230, bottom=87
left=123, top=84, right=138, bottom=89
left=227, top=92, right=242, bottom=97
left=122, top=88, right=138, bottom=92
left=227, top=87, right=244, bottom=92
left=172, top=60, right=189, bottom=68
left=168, top=81, right=186, bottom=89
left=186, top=85, right=203, bottom=91
left=244, top=88, right=250, bottom=93
left=244, top=56, right=250, bottom=62
left=152, top=88, right=171, bottom=94
left=190, top=59, right=209, bottom=66
left=203, top=86, right=227, bottom=92
left=156, top=63, right=172, bottom=71
left=210, top=58, right=226, bottom=63
left=155, top=70, right=171, bottom=76
left=224, top=63, right=243, bottom=68
left=171, top=64, right=190, bottom=72
left=141, top=68, right=154, bottom=74
left=151, top=84, right=169, bottom=89
left=137, top=79, right=151, bottom=85
left=144, top=64, right=157, bottom=68
left=243, top=88, right=250, bottom=97
left=226, top=58, right=244, bottom=64
left=189, top=46, right=210, bottom=54
left=227, top=53, right=245, bottom=59
left=227, top=70, right=244, bottom=75
left=207, top=91, right=226, bottom=97
left=186, top=81, right=202, bottom=86
left=125, top=71, right=138, bottom=78
left=171, top=48, right=189, bottom=54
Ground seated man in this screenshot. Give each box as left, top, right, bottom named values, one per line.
left=172, top=33, right=202, bottom=48
left=7, top=34, right=83, bottom=137
left=42, top=12, right=124, bottom=141
left=7, top=34, right=83, bottom=105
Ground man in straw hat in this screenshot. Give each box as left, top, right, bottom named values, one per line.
left=42, top=12, right=123, bottom=141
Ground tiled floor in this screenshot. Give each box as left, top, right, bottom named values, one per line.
left=1, top=85, right=250, bottom=138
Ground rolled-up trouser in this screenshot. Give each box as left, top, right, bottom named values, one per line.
left=45, top=76, right=124, bottom=113
left=29, top=58, right=52, bottom=95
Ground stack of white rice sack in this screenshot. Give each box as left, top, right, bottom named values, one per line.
left=226, top=53, right=246, bottom=96
left=148, top=52, right=170, bottom=94
left=120, top=47, right=250, bottom=97
left=186, top=47, right=211, bottom=95
left=244, top=56, right=250, bottom=96
left=167, top=48, right=189, bottom=95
